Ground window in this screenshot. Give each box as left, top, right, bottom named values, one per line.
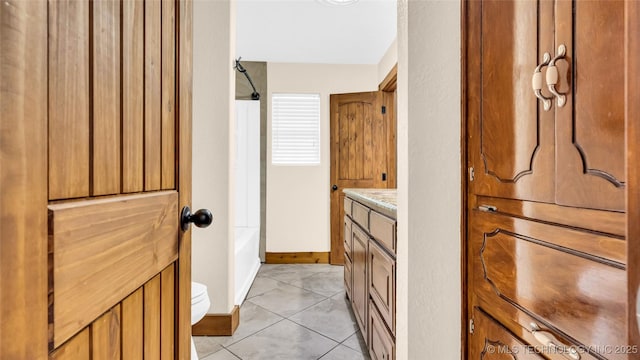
left=271, top=93, right=321, bottom=165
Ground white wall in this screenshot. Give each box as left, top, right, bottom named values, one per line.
left=396, top=0, right=462, bottom=359
left=266, top=63, right=378, bottom=253
left=378, top=37, right=398, bottom=84
left=192, top=0, right=236, bottom=313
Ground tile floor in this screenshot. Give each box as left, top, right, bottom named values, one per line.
left=194, top=264, right=370, bottom=360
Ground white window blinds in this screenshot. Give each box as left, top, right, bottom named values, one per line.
left=271, top=93, right=321, bottom=165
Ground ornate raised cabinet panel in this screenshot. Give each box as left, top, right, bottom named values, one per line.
left=466, top=0, right=633, bottom=359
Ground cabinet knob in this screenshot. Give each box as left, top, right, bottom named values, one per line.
left=332, top=184, right=338, bottom=191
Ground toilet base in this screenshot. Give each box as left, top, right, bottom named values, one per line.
left=191, top=336, right=198, bottom=360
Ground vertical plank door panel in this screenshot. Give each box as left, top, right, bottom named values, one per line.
left=92, top=0, right=122, bottom=196
left=145, top=0, right=162, bottom=191
left=48, top=0, right=90, bottom=199
left=161, top=264, right=176, bottom=359
left=121, top=288, right=144, bottom=360
left=0, top=1, right=48, bottom=358
left=162, top=0, right=176, bottom=190
left=122, top=0, right=144, bottom=193
left=92, top=305, right=121, bottom=360
left=49, top=329, right=90, bottom=360
left=144, top=275, right=161, bottom=359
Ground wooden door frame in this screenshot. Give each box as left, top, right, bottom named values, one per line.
left=0, top=2, right=49, bottom=359
left=460, top=1, right=469, bottom=358
left=177, top=0, right=193, bottom=358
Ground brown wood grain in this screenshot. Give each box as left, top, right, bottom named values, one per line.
left=122, top=0, right=145, bottom=193
left=92, top=0, right=121, bottom=196
left=162, top=0, right=177, bottom=190
left=627, top=0, right=640, bottom=347
left=92, top=305, right=121, bottom=360
left=555, top=0, right=626, bottom=211
left=330, top=92, right=389, bottom=265
left=368, top=239, right=395, bottom=335
left=469, top=308, right=543, bottom=360
left=368, top=300, right=395, bottom=360
left=49, top=191, right=179, bottom=347
left=383, top=90, right=396, bottom=188
left=145, top=0, right=162, bottom=191
left=470, top=213, right=626, bottom=360
left=121, top=288, right=144, bottom=360
left=466, top=0, right=555, bottom=204
left=48, top=0, right=90, bottom=200
left=475, top=195, right=626, bottom=237
left=378, top=64, right=397, bottom=92
left=177, top=0, right=194, bottom=357
left=144, top=275, right=161, bottom=360
left=161, top=264, right=176, bottom=360
left=0, top=2, right=48, bottom=358
left=265, top=252, right=330, bottom=264
left=49, top=329, right=90, bottom=360
left=351, top=224, right=368, bottom=337
left=192, top=306, right=241, bottom=336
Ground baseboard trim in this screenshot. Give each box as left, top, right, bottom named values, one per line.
left=191, top=305, right=240, bottom=336
left=265, top=252, right=330, bottom=264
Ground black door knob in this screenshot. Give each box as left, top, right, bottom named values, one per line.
left=332, top=184, right=338, bottom=191
left=181, top=206, right=213, bottom=231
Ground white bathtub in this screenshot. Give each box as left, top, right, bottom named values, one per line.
left=235, top=100, right=261, bottom=305
left=235, top=227, right=261, bottom=305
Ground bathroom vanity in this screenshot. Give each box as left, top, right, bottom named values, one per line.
left=343, top=189, right=397, bottom=360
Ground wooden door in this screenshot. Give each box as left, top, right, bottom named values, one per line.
left=330, top=91, right=393, bottom=265
left=0, top=0, right=194, bottom=359
left=554, top=0, right=626, bottom=211
left=467, top=0, right=555, bottom=204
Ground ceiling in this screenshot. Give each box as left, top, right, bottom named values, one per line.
left=236, top=0, right=397, bottom=64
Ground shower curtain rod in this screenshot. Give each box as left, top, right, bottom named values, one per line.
left=234, top=58, right=260, bottom=100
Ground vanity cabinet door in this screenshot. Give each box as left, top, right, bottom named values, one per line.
left=352, top=224, right=369, bottom=339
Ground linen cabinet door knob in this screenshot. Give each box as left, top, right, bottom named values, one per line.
left=532, top=52, right=553, bottom=111
left=546, top=44, right=567, bottom=107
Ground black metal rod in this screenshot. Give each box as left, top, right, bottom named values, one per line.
left=235, top=58, right=260, bottom=100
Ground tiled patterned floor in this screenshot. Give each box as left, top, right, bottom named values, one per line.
left=194, top=264, right=370, bottom=360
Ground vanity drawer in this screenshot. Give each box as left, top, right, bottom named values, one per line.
left=344, top=197, right=353, bottom=217
left=470, top=211, right=626, bottom=360
left=369, top=300, right=395, bottom=360
left=370, top=211, right=396, bottom=254
left=344, top=255, right=352, bottom=300
left=352, top=201, right=370, bottom=230
left=344, top=216, right=353, bottom=260
left=368, top=239, right=395, bottom=335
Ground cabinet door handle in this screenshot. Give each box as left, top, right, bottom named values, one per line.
left=530, top=323, right=580, bottom=360
left=546, top=44, right=567, bottom=107
left=532, top=52, right=553, bottom=111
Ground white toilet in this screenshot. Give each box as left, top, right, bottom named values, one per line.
left=191, top=282, right=210, bottom=360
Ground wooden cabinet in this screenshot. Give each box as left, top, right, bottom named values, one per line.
left=465, top=0, right=635, bottom=359
left=351, top=223, right=369, bottom=336
left=467, top=0, right=625, bottom=212
left=344, top=193, right=396, bottom=360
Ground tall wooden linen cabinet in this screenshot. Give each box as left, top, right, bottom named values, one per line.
left=465, top=1, right=637, bottom=359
